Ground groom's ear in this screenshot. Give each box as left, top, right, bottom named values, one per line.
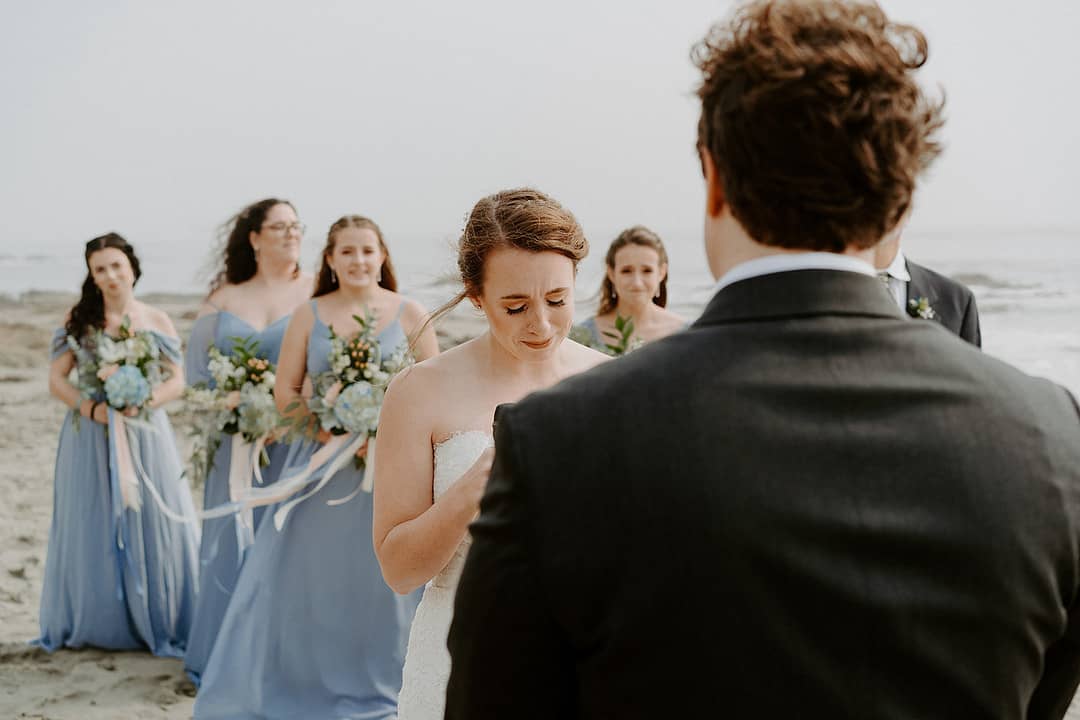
left=701, top=149, right=728, bottom=219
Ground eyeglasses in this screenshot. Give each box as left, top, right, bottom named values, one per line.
left=263, top=222, right=306, bottom=236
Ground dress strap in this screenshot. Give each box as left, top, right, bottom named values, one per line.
left=392, top=300, right=406, bottom=322
left=310, top=299, right=324, bottom=328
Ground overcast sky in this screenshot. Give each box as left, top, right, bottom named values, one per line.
left=2, top=0, right=1078, bottom=280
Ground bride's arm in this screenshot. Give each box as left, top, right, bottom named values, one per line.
left=373, top=368, right=493, bottom=595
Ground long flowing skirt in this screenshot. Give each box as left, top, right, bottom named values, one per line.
left=183, top=437, right=291, bottom=684
left=194, top=440, right=421, bottom=719
left=35, top=409, right=200, bottom=657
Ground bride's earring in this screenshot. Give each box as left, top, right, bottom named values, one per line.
left=377, top=267, right=382, bottom=282
left=330, top=268, right=337, bottom=284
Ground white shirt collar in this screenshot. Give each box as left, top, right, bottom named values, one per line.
left=714, top=252, right=876, bottom=294
left=880, top=248, right=911, bottom=282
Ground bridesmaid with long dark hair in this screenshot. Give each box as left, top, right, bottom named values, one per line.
left=182, top=197, right=314, bottom=684
left=36, top=233, right=199, bottom=657
left=195, top=215, right=437, bottom=719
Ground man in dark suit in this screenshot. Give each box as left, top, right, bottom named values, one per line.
left=446, top=2, right=1080, bottom=718
left=874, top=229, right=982, bottom=345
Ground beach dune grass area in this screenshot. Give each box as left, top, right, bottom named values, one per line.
left=0, top=292, right=1078, bottom=718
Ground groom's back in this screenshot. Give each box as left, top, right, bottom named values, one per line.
left=503, top=276, right=1080, bottom=718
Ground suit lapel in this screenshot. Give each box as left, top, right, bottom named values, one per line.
left=904, top=260, right=938, bottom=308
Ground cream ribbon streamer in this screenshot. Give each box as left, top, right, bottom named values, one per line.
left=227, top=434, right=260, bottom=551
left=108, top=410, right=142, bottom=512
left=238, top=432, right=370, bottom=530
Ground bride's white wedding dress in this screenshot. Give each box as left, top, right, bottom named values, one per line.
left=397, top=430, right=494, bottom=720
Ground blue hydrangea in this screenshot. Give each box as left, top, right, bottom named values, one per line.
left=332, top=381, right=382, bottom=436
left=104, top=365, right=151, bottom=409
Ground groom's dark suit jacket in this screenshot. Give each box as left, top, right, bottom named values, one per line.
left=446, top=269, right=1080, bottom=720
left=906, top=258, right=982, bottom=346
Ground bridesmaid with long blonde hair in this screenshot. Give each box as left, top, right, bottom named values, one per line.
left=195, top=215, right=438, bottom=720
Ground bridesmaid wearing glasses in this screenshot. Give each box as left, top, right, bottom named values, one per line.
left=182, top=198, right=314, bottom=684
left=195, top=215, right=439, bottom=720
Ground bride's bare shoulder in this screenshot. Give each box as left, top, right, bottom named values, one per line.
left=562, top=336, right=610, bottom=373
left=384, top=338, right=483, bottom=402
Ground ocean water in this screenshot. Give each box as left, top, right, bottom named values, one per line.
left=2, top=229, right=1077, bottom=395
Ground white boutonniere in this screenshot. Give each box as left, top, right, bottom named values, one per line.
left=907, top=296, right=936, bottom=320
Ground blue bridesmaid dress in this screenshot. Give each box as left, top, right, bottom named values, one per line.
left=35, top=329, right=199, bottom=657
left=194, top=300, right=422, bottom=720
left=182, top=310, right=294, bottom=684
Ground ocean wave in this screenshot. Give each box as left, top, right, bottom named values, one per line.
left=951, top=272, right=1039, bottom=291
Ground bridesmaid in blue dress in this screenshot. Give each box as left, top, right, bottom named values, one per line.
left=182, top=198, right=316, bottom=684
left=37, top=232, right=199, bottom=657
left=572, top=226, right=687, bottom=353
left=194, top=215, right=440, bottom=719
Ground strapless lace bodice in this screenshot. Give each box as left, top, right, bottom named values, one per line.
left=430, top=431, right=494, bottom=589
left=397, top=430, right=493, bottom=720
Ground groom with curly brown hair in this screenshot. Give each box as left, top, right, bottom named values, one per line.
left=446, top=2, right=1080, bottom=718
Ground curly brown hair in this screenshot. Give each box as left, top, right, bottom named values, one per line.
left=209, top=198, right=299, bottom=292
left=693, top=0, right=944, bottom=252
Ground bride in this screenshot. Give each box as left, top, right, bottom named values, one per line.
left=373, top=188, right=608, bottom=719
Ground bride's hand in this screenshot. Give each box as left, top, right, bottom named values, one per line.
left=316, top=428, right=333, bottom=445
left=459, top=447, right=496, bottom=510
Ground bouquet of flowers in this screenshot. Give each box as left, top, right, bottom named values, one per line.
left=184, top=337, right=279, bottom=488
left=287, top=312, right=412, bottom=461
left=68, top=316, right=169, bottom=423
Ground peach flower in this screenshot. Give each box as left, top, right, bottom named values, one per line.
left=224, top=390, right=242, bottom=410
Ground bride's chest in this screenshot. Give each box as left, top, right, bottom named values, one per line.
left=432, top=431, right=493, bottom=500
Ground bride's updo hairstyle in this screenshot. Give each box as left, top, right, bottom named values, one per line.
left=313, top=215, right=399, bottom=297
left=65, top=233, right=142, bottom=342
left=427, top=188, right=589, bottom=328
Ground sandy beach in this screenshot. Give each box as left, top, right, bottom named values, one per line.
left=0, top=292, right=484, bottom=719
left=1, top=291, right=1078, bottom=719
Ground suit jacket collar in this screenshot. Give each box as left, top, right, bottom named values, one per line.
left=694, top=269, right=905, bottom=327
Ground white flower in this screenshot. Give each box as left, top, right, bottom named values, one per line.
left=208, top=350, right=237, bottom=388
left=97, top=336, right=125, bottom=364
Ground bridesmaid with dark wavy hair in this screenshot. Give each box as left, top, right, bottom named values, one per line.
left=182, top=197, right=314, bottom=684
left=36, top=232, right=199, bottom=657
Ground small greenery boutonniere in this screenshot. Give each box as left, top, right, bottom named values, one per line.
left=907, top=296, right=936, bottom=320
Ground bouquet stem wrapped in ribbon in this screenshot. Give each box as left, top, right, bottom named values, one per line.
left=244, top=311, right=412, bottom=530
left=68, top=317, right=170, bottom=515
left=183, top=337, right=280, bottom=549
